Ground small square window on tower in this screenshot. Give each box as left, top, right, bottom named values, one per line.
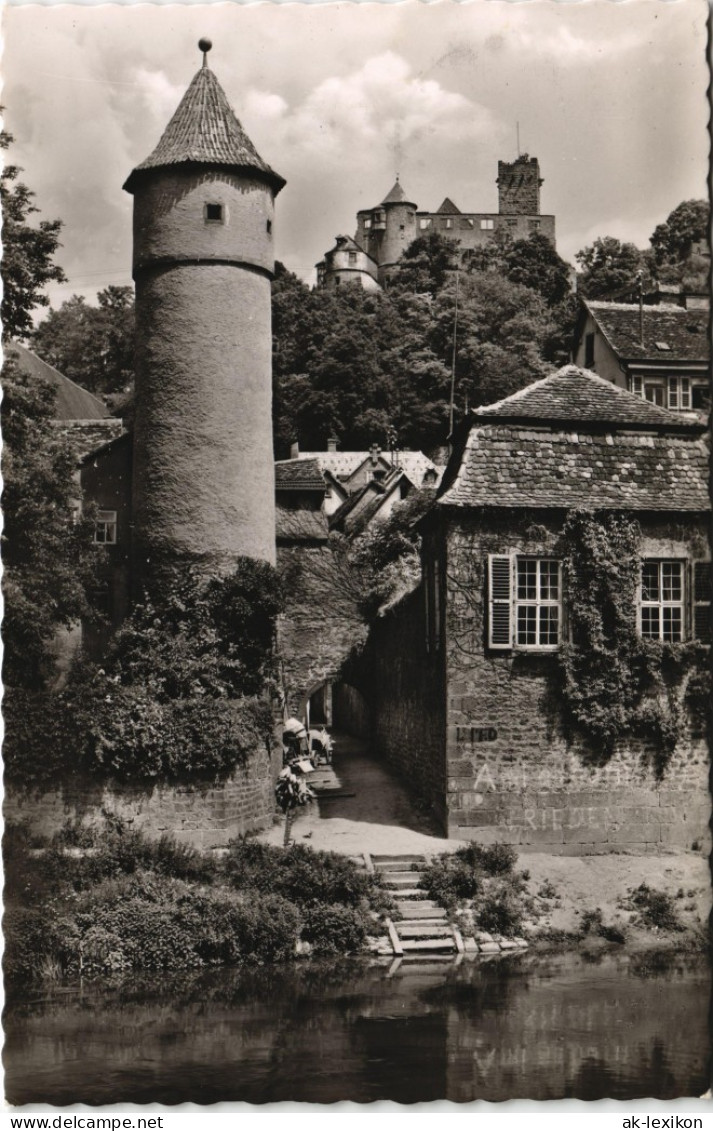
left=204, top=202, right=225, bottom=224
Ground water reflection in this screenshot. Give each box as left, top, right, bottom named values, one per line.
left=4, top=952, right=710, bottom=1105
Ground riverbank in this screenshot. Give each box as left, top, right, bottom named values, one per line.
left=263, top=738, right=709, bottom=959
left=519, top=850, right=710, bottom=955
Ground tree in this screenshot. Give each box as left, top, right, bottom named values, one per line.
left=575, top=236, right=651, bottom=300
left=32, top=285, right=135, bottom=399
left=503, top=232, right=572, bottom=306
left=650, top=200, right=709, bottom=267
left=1, top=355, right=100, bottom=688
left=388, top=231, right=459, bottom=295
left=1, top=127, right=67, bottom=340
left=432, top=271, right=555, bottom=413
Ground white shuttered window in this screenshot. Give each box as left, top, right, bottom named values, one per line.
left=488, top=555, right=562, bottom=651
left=692, top=561, right=711, bottom=644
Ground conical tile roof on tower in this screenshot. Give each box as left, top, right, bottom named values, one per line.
left=124, top=41, right=285, bottom=194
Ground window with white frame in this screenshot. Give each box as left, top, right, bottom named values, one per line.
left=94, top=510, right=117, bottom=545
left=667, top=377, right=691, bottom=410
left=488, top=555, right=562, bottom=651
left=419, top=217, right=432, bottom=230
left=480, top=218, right=494, bottom=230
left=640, top=560, right=684, bottom=642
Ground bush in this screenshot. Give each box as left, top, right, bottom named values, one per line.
left=476, top=885, right=524, bottom=936
left=3, top=907, right=75, bottom=983
left=422, top=842, right=518, bottom=908
left=226, top=840, right=380, bottom=910
left=300, top=903, right=369, bottom=955
left=627, top=883, right=684, bottom=932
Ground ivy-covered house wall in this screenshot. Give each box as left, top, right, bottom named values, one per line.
left=372, top=365, right=710, bottom=853
left=436, top=508, right=709, bottom=851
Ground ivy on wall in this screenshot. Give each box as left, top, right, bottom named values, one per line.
left=556, top=510, right=708, bottom=778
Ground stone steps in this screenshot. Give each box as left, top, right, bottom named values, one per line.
left=371, top=853, right=464, bottom=961
left=399, top=923, right=453, bottom=938
left=401, top=937, right=456, bottom=953
left=381, top=872, right=424, bottom=886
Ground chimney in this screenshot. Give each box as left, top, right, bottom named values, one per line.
left=327, top=437, right=338, bottom=453
left=370, top=443, right=381, bottom=465
left=290, top=441, right=300, bottom=459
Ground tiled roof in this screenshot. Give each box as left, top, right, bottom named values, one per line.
left=474, top=365, right=701, bottom=430
left=6, top=343, right=112, bottom=421
left=298, top=450, right=443, bottom=487
left=274, top=458, right=326, bottom=492
left=124, top=63, right=284, bottom=193
left=381, top=179, right=415, bottom=206
left=439, top=425, right=709, bottom=512
left=586, top=301, right=709, bottom=361
left=436, top=197, right=461, bottom=214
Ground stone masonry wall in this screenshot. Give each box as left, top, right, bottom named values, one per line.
left=277, top=543, right=369, bottom=717
left=5, top=738, right=282, bottom=850
left=497, top=156, right=542, bottom=215
left=359, top=588, right=448, bottom=827
left=443, top=511, right=710, bottom=853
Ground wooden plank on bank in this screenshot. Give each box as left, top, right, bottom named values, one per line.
left=451, top=925, right=465, bottom=955
left=385, top=917, right=404, bottom=957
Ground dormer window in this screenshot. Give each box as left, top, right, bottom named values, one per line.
left=205, top=203, right=224, bottom=224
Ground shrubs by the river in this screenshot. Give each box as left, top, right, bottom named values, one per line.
left=624, top=883, right=685, bottom=933
left=4, top=823, right=381, bottom=985
left=301, top=904, right=369, bottom=955
left=422, top=843, right=520, bottom=908
left=225, top=839, right=386, bottom=911
left=422, top=842, right=526, bottom=934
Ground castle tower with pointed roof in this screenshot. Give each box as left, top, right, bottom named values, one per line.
left=354, top=176, right=418, bottom=281
left=124, top=41, right=284, bottom=582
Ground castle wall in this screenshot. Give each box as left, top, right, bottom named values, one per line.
left=417, top=213, right=556, bottom=249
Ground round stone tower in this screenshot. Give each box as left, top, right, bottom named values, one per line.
left=124, top=41, right=285, bottom=584
left=378, top=178, right=418, bottom=275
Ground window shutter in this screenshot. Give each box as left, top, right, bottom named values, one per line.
left=423, top=561, right=431, bottom=653
left=692, top=561, right=711, bottom=644
left=488, top=554, right=513, bottom=649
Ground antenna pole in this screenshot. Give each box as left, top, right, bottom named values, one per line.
left=448, top=270, right=460, bottom=440
left=516, top=121, right=520, bottom=156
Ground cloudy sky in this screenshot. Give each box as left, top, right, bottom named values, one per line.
left=2, top=0, right=709, bottom=310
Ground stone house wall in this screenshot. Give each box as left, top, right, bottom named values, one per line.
left=440, top=509, right=710, bottom=852
left=353, top=588, right=448, bottom=827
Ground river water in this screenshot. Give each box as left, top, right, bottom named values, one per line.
left=4, top=951, right=710, bottom=1105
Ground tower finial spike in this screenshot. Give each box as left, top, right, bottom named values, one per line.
left=198, top=37, right=212, bottom=67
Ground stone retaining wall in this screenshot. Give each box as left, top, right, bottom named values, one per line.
left=5, top=740, right=282, bottom=850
